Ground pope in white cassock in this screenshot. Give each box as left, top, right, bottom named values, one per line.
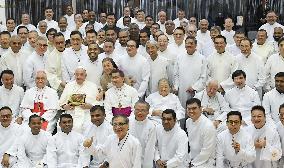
left=20, top=71, right=59, bottom=133
left=47, top=114, right=90, bottom=168
left=186, top=98, right=216, bottom=168
left=194, top=80, right=231, bottom=133
left=146, top=78, right=185, bottom=124
left=155, top=109, right=188, bottom=168
left=0, top=107, right=24, bottom=168
left=60, top=67, right=98, bottom=133
left=207, top=35, right=238, bottom=92
left=224, top=70, right=261, bottom=126
left=276, top=104, right=284, bottom=167
left=23, top=36, right=49, bottom=89
left=264, top=38, right=284, bottom=91
left=246, top=105, right=282, bottom=168
left=117, top=40, right=150, bottom=97
left=46, top=32, right=66, bottom=92
left=216, top=111, right=256, bottom=168
left=104, top=69, right=139, bottom=122
left=85, top=115, right=142, bottom=168
left=174, top=36, right=207, bottom=107
left=11, top=115, right=52, bottom=168
left=146, top=40, right=170, bottom=94
left=262, top=72, right=284, bottom=124
left=61, top=31, right=89, bottom=83
left=0, top=70, right=24, bottom=122
left=83, top=105, right=113, bottom=168
left=129, top=100, right=156, bottom=168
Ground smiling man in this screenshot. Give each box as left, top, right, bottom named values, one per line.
left=87, top=115, right=142, bottom=167
left=14, top=114, right=51, bottom=167
left=246, top=105, right=282, bottom=168
left=129, top=100, right=156, bottom=168
left=186, top=98, right=216, bottom=168
left=155, top=109, right=188, bottom=167
left=216, top=111, right=256, bottom=167
left=47, top=114, right=89, bottom=167
left=83, top=105, right=113, bottom=167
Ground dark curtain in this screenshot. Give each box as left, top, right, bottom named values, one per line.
left=5, top=0, right=284, bottom=27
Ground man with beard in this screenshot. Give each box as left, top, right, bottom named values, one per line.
left=270, top=27, right=283, bottom=54
left=47, top=114, right=89, bottom=167
left=115, top=28, right=129, bottom=56
left=46, top=32, right=66, bottom=92
left=81, top=43, right=103, bottom=86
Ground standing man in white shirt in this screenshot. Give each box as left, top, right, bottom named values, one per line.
left=270, top=27, right=283, bottom=54
left=276, top=104, right=284, bottom=167
left=157, top=10, right=167, bottom=33
left=186, top=98, right=216, bottom=167
left=23, top=36, right=49, bottom=89
left=155, top=109, right=188, bottom=168
left=216, top=111, right=256, bottom=167
left=42, top=6, right=59, bottom=30
left=263, top=72, right=284, bottom=124
left=61, top=30, right=88, bottom=82
left=64, top=5, right=76, bottom=31
left=174, top=36, right=207, bottom=107
left=0, top=31, right=11, bottom=56
left=0, top=35, right=27, bottom=87
left=207, top=35, right=238, bottom=92
left=168, top=27, right=186, bottom=54
left=118, top=40, right=150, bottom=97
left=129, top=100, right=156, bottom=168
left=173, top=9, right=188, bottom=27
left=221, top=17, right=235, bottom=45
left=259, top=10, right=284, bottom=42
left=15, top=13, right=36, bottom=32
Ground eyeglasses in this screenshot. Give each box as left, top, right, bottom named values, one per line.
left=227, top=120, right=241, bottom=125
left=112, top=122, right=127, bottom=127
left=38, top=43, right=48, bottom=47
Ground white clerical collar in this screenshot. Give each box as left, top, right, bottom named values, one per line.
left=187, top=50, right=196, bottom=56
left=217, top=51, right=226, bottom=55
left=164, top=123, right=178, bottom=134
left=236, top=85, right=246, bottom=91
left=114, top=83, right=126, bottom=90
left=135, top=117, right=148, bottom=125
left=3, top=85, right=13, bottom=91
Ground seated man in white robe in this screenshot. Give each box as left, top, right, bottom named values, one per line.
left=276, top=104, right=284, bottom=167
left=0, top=106, right=23, bottom=168
left=146, top=78, right=185, bottom=123
left=60, top=67, right=98, bottom=133
left=216, top=111, right=256, bottom=168
left=186, top=98, right=216, bottom=168
left=263, top=72, right=284, bottom=124
left=117, top=39, right=150, bottom=97
left=83, top=105, right=113, bottom=168
left=194, top=80, right=230, bottom=132
left=12, top=114, right=51, bottom=167
left=104, top=69, right=139, bottom=122
left=155, top=109, right=188, bottom=168
left=46, top=32, right=66, bottom=93
left=0, top=70, right=24, bottom=124
left=61, top=31, right=88, bottom=83
left=246, top=105, right=282, bottom=168
left=85, top=115, right=142, bottom=168
left=174, top=36, right=207, bottom=107
left=129, top=100, right=156, bottom=168
left=47, top=114, right=89, bottom=168
left=23, top=36, right=49, bottom=89
left=20, top=71, right=58, bottom=133
left=146, top=40, right=170, bottom=94
left=225, top=70, right=261, bottom=125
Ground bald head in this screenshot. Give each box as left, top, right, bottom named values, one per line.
left=10, top=35, right=22, bottom=53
